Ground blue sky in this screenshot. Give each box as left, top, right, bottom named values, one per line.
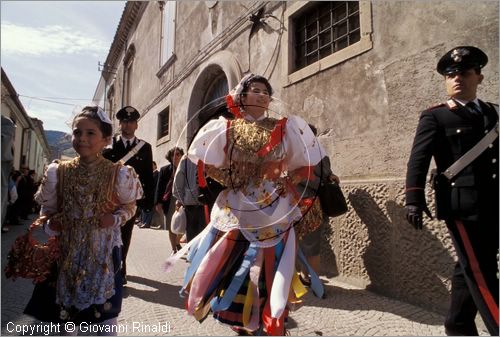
left=1, top=1, right=126, bottom=133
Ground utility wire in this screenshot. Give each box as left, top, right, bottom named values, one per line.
left=18, top=95, right=85, bottom=106
left=25, top=95, right=92, bottom=101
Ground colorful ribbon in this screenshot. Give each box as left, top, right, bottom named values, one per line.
left=297, top=246, right=324, bottom=298
left=210, top=244, right=259, bottom=312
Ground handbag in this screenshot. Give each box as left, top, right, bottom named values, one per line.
left=318, top=181, right=348, bottom=217
left=171, top=206, right=187, bottom=235
left=4, top=217, right=60, bottom=284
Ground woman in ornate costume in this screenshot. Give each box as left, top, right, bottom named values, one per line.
left=167, top=74, right=325, bottom=335
left=26, top=106, right=143, bottom=335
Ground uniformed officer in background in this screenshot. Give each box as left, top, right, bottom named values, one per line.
left=405, top=46, right=498, bottom=336
left=103, top=106, right=154, bottom=285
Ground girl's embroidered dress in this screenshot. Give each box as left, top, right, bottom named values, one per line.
left=26, top=157, right=143, bottom=323
left=169, top=113, right=325, bottom=335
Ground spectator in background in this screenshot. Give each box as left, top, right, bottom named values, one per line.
left=297, top=124, right=339, bottom=289
left=2, top=170, right=20, bottom=233
left=1, top=115, right=15, bottom=226
left=150, top=161, right=163, bottom=229
left=138, top=161, right=159, bottom=228
left=172, top=155, right=206, bottom=242
left=15, top=165, right=32, bottom=220
left=155, top=147, right=184, bottom=254
left=28, top=170, right=38, bottom=213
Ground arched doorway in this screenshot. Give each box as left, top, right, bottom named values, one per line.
left=186, top=51, right=241, bottom=145
left=199, top=72, right=229, bottom=127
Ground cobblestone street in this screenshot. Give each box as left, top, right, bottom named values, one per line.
left=1, top=215, right=488, bottom=336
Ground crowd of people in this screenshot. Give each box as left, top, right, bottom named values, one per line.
left=4, top=45, right=498, bottom=336
left=1, top=166, right=41, bottom=233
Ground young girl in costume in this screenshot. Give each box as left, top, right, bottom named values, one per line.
left=27, top=106, right=143, bottom=335
left=168, top=74, right=325, bottom=335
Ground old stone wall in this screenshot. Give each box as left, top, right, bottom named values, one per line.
left=322, top=180, right=456, bottom=313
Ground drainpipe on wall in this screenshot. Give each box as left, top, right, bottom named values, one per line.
left=121, top=42, right=127, bottom=108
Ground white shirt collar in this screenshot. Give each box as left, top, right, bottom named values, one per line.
left=243, top=113, right=266, bottom=122
left=120, top=135, right=137, bottom=147
left=454, top=98, right=480, bottom=108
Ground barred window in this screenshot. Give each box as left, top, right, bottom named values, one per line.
left=294, top=2, right=360, bottom=71
left=281, top=1, right=371, bottom=85
left=158, top=107, right=170, bottom=139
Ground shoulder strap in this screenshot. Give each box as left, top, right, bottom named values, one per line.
left=443, top=122, right=499, bottom=180
left=120, top=140, right=146, bottom=164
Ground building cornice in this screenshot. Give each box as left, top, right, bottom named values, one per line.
left=101, top=1, right=148, bottom=82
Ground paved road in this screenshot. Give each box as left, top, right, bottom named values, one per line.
left=1, top=215, right=488, bottom=336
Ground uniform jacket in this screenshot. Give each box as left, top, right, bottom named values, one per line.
left=406, top=99, right=498, bottom=220
left=103, top=135, right=154, bottom=210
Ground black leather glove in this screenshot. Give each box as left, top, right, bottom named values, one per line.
left=405, top=204, right=433, bottom=230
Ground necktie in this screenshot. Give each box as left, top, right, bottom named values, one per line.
left=466, top=102, right=481, bottom=115
left=126, top=140, right=132, bottom=151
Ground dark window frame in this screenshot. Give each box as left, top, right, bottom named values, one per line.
left=157, top=106, right=170, bottom=140
left=293, top=1, right=361, bottom=72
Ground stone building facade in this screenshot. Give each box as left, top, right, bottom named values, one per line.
left=93, top=1, right=499, bottom=314
left=1, top=68, right=51, bottom=178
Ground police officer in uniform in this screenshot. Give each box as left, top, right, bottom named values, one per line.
left=405, top=46, right=498, bottom=336
left=103, top=106, right=154, bottom=284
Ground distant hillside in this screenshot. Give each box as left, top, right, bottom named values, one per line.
left=45, top=130, right=74, bottom=161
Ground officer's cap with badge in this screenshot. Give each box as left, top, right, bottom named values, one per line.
left=437, top=46, right=488, bottom=75
left=116, top=106, right=140, bottom=122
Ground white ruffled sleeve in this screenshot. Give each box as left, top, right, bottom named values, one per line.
left=34, top=162, right=59, bottom=236
left=35, top=162, right=59, bottom=215
left=187, top=116, right=228, bottom=168
left=283, top=115, right=325, bottom=171
left=112, top=165, right=144, bottom=227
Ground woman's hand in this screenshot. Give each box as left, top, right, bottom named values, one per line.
left=99, top=213, right=115, bottom=228
left=175, top=200, right=183, bottom=211
left=329, top=174, right=340, bottom=184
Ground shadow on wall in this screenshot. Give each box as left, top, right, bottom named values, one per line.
left=322, top=216, right=339, bottom=278
left=349, top=188, right=454, bottom=314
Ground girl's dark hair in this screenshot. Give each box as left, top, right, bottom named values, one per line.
left=241, top=75, right=273, bottom=97
left=72, top=106, right=113, bottom=137
left=166, top=147, right=184, bottom=163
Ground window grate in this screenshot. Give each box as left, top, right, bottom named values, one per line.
left=294, top=1, right=361, bottom=71
left=158, top=107, right=170, bottom=139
